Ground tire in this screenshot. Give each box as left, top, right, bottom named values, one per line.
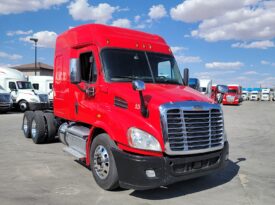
left=19, top=100, right=29, bottom=112
left=31, top=111, right=47, bottom=144
left=22, top=111, right=34, bottom=138
left=90, top=133, right=119, bottom=190
left=44, top=112, right=57, bottom=142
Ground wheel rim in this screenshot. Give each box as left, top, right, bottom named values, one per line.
left=93, top=145, right=110, bottom=180
left=23, top=116, right=28, bottom=133
left=31, top=120, right=37, bottom=139
left=20, top=102, right=27, bottom=111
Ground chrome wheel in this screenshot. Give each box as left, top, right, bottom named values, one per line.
left=93, top=145, right=110, bottom=179
left=31, top=120, right=37, bottom=139
left=23, top=116, right=28, bottom=133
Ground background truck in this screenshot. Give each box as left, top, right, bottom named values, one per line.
left=0, top=85, right=13, bottom=113
left=200, top=79, right=212, bottom=98
left=28, top=76, right=53, bottom=106
left=250, top=90, right=260, bottom=101
left=188, top=78, right=200, bottom=91
left=242, top=90, right=249, bottom=101
left=222, top=84, right=242, bottom=105
left=21, top=24, right=229, bottom=190
left=261, top=88, right=271, bottom=101
left=0, top=67, right=49, bottom=112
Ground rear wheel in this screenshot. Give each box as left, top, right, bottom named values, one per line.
left=44, top=112, right=57, bottom=142
left=31, top=111, right=47, bottom=144
left=90, top=133, right=119, bottom=190
left=22, top=111, right=34, bottom=138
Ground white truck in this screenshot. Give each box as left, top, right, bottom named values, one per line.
left=261, top=88, right=271, bottom=101
left=250, top=91, right=260, bottom=101
left=0, top=67, right=49, bottom=112
left=28, top=76, right=53, bottom=105
left=199, top=79, right=212, bottom=98
left=242, top=90, right=249, bottom=101
left=0, top=85, right=13, bottom=113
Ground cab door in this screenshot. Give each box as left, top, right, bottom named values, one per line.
left=70, top=45, right=99, bottom=124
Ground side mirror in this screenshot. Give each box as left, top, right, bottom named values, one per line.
left=183, top=68, right=189, bottom=86
left=70, top=58, right=81, bottom=84
left=217, top=85, right=228, bottom=94
left=132, top=80, right=145, bottom=91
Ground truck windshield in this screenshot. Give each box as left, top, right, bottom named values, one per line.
left=17, top=81, right=33, bottom=89
left=102, top=49, right=183, bottom=85
left=228, top=89, right=237, bottom=94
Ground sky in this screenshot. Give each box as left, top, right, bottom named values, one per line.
left=0, top=0, right=275, bottom=88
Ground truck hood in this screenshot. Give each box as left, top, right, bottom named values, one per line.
left=17, top=89, right=46, bottom=95
left=109, top=83, right=214, bottom=109
left=0, top=89, right=9, bottom=94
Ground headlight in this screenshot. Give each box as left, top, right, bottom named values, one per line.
left=127, top=127, right=161, bottom=152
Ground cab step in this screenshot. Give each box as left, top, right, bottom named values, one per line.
left=63, top=147, right=85, bottom=160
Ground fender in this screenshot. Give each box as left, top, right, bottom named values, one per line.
left=85, top=120, right=118, bottom=166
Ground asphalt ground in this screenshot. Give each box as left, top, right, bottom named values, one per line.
left=0, top=101, right=274, bottom=205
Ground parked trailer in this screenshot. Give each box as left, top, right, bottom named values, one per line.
left=0, top=67, right=49, bottom=111
left=242, top=90, right=249, bottom=101
left=200, top=79, right=212, bottom=98
left=22, top=24, right=229, bottom=190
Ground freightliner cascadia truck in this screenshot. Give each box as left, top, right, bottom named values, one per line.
left=222, top=84, right=242, bottom=105
left=22, top=24, right=229, bottom=190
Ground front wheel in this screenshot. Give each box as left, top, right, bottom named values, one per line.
left=90, top=133, right=119, bottom=190
left=19, top=100, right=29, bottom=112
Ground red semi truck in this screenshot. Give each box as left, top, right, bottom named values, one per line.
left=22, top=24, right=229, bottom=190
left=222, top=84, right=242, bottom=105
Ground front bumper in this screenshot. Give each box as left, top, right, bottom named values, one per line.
left=112, top=141, right=229, bottom=190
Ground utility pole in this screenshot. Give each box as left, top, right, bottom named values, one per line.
left=30, top=38, right=38, bottom=76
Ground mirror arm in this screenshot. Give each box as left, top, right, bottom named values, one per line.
left=139, top=90, right=149, bottom=118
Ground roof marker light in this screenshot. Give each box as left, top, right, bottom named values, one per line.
left=106, top=39, right=110, bottom=44
left=148, top=44, right=152, bottom=49
left=136, top=43, right=139, bottom=48
left=142, top=44, right=146, bottom=48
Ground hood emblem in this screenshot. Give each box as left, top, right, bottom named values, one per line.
left=193, top=105, right=204, bottom=111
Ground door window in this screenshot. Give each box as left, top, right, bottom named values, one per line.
left=33, top=83, right=39, bottom=90
left=79, top=52, right=97, bottom=83
left=9, top=82, right=16, bottom=90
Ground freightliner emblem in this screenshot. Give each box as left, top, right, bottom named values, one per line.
left=193, top=105, right=203, bottom=111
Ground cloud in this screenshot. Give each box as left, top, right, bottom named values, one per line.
left=257, top=77, right=275, bottom=87
left=232, top=40, right=275, bottom=49
left=0, top=51, right=22, bottom=60
left=68, top=0, right=118, bottom=24
left=176, top=55, right=202, bottom=64
left=170, top=46, right=188, bottom=54
left=261, top=60, right=275, bottom=66
left=148, top=4, right=167, bottom=20
left=7, top=30, right=33, bottom=36
left=205, top=61, right=244, bottom=70
left=20, top=31, right=57, bottom=48
left=171, top=0, right=275, bottom=42
left=170, top=0, right=244, bottom=23
left=134, top=15, right=141, bottom=23
left=111, top=18, right=131, bottom=28
left=244, top=70, right=258, bottom=75
left=0, top=0, right=68, bottom=15
left=194, top=70, right=236, bottom=79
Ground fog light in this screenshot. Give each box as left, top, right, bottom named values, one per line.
left=145, top=170, right=156, bottom=178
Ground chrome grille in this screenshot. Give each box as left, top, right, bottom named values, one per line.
left=226, top=95, right=235, bottom=102
left=38, top=94, right=48, bottom=103
left=160, top=101, right=224, bottom=155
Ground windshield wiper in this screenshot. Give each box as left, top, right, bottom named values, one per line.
left=111, top=75, right=153, bottom=82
